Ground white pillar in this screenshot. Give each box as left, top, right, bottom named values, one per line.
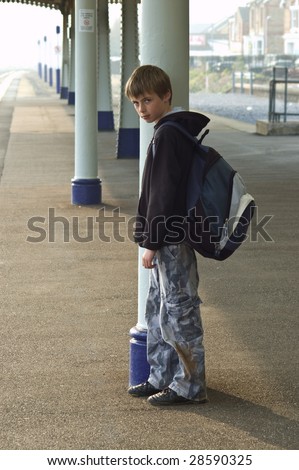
left=68, top=8, right=75, bottom=105
left=117, top=0, right=139, bottom=158
left=139, top=0, right=189, bottom=322
left=37, top=40, right=42, bottom=78
left=55, top=26, right=61, bottom=94
left=72, top=0, right=101, bottom=205
left=97, top=0, right=114, bottom=130
left=43, top=36, right=48, bottom=83
left=129, top=0, right=189, bottom=386
left=61, top=10, right=70, bottom=99
left=48, top=36, right=54, bottom=87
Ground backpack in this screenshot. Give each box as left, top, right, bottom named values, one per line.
left=155, top=121, right=255, bottom=261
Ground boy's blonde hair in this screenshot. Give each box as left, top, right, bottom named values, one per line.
left=125, top=65, right=172, bottom=104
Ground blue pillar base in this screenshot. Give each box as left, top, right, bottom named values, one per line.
left=98, top=111, right=114, bottom=131
left=60, top=86, right=68, bottom=100
left=38, top=63, right=42, bottom=79
left=68, top=91, right=75, bottom=105
left=44, top=65, right=48, bottom=83
left=71, top=178, right=102, bottom=205
left=56, top=69, right=61, bottom=94
left=49, top=68, right=53, bottom=87
left=117, top=128, right=139, bottom=159
left=129, top=326, right=149, bottom=386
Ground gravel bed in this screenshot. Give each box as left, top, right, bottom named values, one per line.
left=190, top=91, right=299, bottom=124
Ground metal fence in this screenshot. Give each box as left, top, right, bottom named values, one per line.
left=268, top=67, right=299, bottom=122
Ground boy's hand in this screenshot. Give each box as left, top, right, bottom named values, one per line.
left=142, top=249, right=156, bottom=269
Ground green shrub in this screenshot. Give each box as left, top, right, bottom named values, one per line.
left=189, top=68, right=233, bottom=93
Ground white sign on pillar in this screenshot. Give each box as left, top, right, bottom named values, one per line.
left=79, top=9, right=95, bottom=32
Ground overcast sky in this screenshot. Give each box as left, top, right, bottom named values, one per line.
left=189, top=0, right=249, bottom=24
left=0, top=1, right=250, bottom=69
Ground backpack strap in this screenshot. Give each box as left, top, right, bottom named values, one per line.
left=198, top=129, right=210, bottom=144
left=158, top=121, right=199, bottom=144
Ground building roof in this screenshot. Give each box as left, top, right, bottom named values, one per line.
left=238, top=6, right=250, bottom=22
left=190, top=24, right=213, bottom=34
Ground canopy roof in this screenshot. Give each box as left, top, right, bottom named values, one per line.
left=0, top=0, right=124, bottom=12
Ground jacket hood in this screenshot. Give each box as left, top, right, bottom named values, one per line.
left=156, top=110, right=210, bottom=137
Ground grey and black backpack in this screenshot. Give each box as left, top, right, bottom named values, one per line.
left=155, top=120, right=255, bottom=261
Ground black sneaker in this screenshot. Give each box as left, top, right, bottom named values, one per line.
left=148, top=387, right=208, bottom=406
left=128, top=381, right=161, bottom=397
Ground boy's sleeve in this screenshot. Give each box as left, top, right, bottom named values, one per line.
left=142, top=129, right=182, bottom=250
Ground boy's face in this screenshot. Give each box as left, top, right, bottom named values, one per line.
left=131, top=91, right=171, bottom=124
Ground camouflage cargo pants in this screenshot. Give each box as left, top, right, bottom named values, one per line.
left=145, top=243, right=207, bottom=401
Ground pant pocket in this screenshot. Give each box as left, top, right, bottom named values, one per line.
left=164, top=297, right=203, bottom=343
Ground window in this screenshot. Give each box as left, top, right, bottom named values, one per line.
left=290, top=7, right=299, bottom=30
left=286, top=42, right=295, bottom=54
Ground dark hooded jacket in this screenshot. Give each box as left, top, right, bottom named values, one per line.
left=134, top=110, right=209, bottom=250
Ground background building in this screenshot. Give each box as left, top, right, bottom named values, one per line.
left=189, top=0, right=299, bottom=64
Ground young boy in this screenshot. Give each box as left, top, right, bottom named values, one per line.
left=126, top=65, right=209, bottom=406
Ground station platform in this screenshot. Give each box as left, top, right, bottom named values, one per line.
left=0, top=71, right=298, bottom=451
